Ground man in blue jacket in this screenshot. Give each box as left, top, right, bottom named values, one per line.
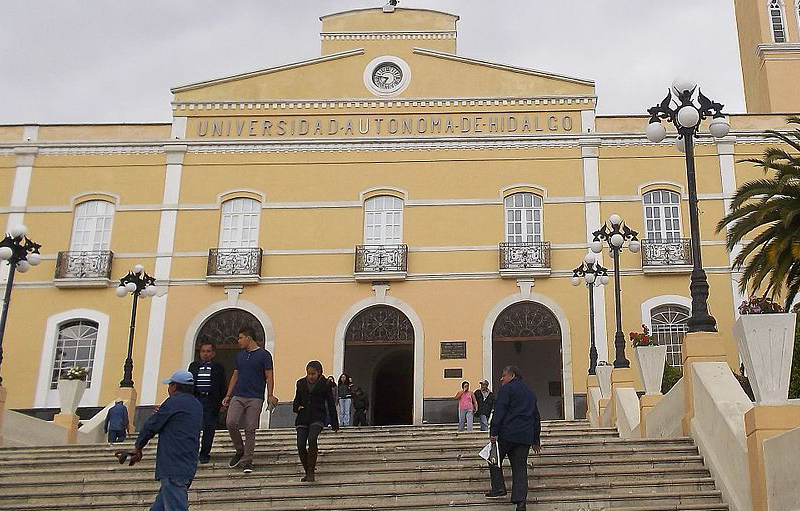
left=104, top=399, right=129, bottom=444
left=486, top=365, right=541, bottom=511
left=128, top=370, right=203, bottom=511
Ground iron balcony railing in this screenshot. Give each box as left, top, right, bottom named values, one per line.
left=641, top=238, right=693, bottom=266
left=355, top=244, right=408, bottom=273
left=207, top=247, right=263, bottom=276
left=499, top=241, right=551, bottom=270
left=55, top=251, right=114, bottom=279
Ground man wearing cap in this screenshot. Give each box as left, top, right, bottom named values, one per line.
left=104, top=399, right=129, bottom=444
left=474, top=380, right=495, bottom=432
left=129, top=370, right=203, bottom=511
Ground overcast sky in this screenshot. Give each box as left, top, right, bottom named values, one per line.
left=0, top=0, right=746, bottom=124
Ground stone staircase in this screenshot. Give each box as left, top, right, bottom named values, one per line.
left=0, top=420, right=728, bottom=510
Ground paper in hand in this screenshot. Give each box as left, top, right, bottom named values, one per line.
left=478, top=442, right=501, bottom=466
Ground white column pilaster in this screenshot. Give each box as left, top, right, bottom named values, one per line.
left=716, top=137, right=745, bottom=318
left=1, top=139, right=38, bottom=292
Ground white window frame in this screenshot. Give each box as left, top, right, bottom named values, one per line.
left=504, top=192, right=543, bottom=243
left=363, top=196, right=404, bottom=245
left=770, top=0, right=787, bottom=43
left=35, top=309, right=110, bottom=408
left=219, top=198, right=261, bottom=249
left=642, top=190, right=683, bottom=241
left=69, top=200, right=115, bottom=252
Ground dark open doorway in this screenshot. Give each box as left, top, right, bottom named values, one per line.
left=372, top=349, right=414, bottom=425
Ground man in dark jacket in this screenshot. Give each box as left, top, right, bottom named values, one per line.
left=474, top=380, right=494, bottom=432
left=352, top=387, right=369, bottom=426
left=104, top=399, right=129, bottom=444
left=128, top=370, right=203, bottom=511
left=486, top=365, right=541, bottom=511
left=188, top=342, right=227, bottom=463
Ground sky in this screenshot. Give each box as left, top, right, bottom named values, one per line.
left=0, top=0, right=746, bottom=124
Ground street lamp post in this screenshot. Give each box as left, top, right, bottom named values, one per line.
left=0, top=225, right=42, bottom=385
left=115, top=265, right=157, bottom=388
left=645, top=79, right=730, bottom=333
left=572, top=254, right=610, bottom=375
left=590, top=215, right=641, bottom=369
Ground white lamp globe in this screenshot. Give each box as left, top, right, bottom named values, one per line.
left=609, top=214, right=621, bottom=226
left=0, top=246, right=12, bottom=260
left=584, top=253, right=596, bottom=265
left=646, top=121, right=667, bottom=143
left=26, top=252, right=42, bottom=266
left=677, top=106, right=700, bottom=128
left=676, top=137, right=686, bottom=153
left=672, top=78, right=697, bottom=95
left=629, top=239, right=641, bottom=253
left=571, top=276, right=580, bottom=286
left=610, top=233, right=624, bottom=248
left=590, top=240, right=603, bottom=254
left=115, top=286, right=127, bottom=297
left=124, top=282, right=137, bottom=293
left=133, top=264, right=144, bottom=274
left=585, top=272, right=596, bottom=284
left=16, top=260, right=30, bottom=273
left=10, top=224, right=27, bottom=239
left=709, top=116, right=730, bottom=138
left=148, top=286, right=158, bottom=297
left=600, top=275, right=610, bottom=285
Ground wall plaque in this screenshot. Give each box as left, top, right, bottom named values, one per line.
left=440, top=341, right=467, bottom=360
left=444, top=368, right=463, bottom=379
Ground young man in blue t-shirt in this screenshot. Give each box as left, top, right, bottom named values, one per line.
left=221, top=326, right=278, bottom=473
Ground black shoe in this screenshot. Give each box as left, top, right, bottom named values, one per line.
left=228, top=451, right=244, bottom=468
left=199, top=455, right=210, bottom=464
left=242, top=462, right=253, bottom=474
left=515, top=503, right=526, bottom=511
left=484, top=490, right=507, bottom=498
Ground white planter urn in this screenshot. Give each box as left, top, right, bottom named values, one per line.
left=596, top=365, right=613, bottom=398
left=634, top=345, right=668, bottom=395
left=732, top=313, right=797, bottom=404
left=56, top=379, right=86, bottom=415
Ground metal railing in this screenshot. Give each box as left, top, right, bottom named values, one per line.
left=55, top=251, right=114, bottom=279
left=499, top=241, right=551, bottom=270
left=641, top=238, right=692, bottom=266
left=355, top=244, right=408, bottom=273
left=207, top=248, right=263, bottom=276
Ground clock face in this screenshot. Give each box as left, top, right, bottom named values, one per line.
left=372, top=63, right=403, bottom=91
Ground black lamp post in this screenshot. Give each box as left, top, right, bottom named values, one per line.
left=645, top=79, right=731, bottom=333
left=115, top=265, right=157, bottom=388
left=0, top=225, right=42, bottom=386
left=590, top=215, right=641, bottom=369
left=572, top=255, right=610, bottom=375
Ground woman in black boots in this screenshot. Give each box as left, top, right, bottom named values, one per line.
left=293, top=360, right=339, bottom=482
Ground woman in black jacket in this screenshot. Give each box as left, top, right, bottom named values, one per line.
left=293, top=360, right=339, bottom=482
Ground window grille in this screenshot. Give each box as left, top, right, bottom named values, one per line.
left=650, top=305, right=690, bottom=368
left=770, top=0, right=787, bottom=42
left=50, top=320, right=98, bottom=389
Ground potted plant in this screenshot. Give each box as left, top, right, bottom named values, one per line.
left=732, top=296, right=797, bottom=404
left=57, top=366, right=88, bottom=415
left=631, top=325, right=668, bottom=395
left=596, top=361, right=613, bottom=398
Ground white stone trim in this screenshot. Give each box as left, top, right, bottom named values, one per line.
left=1, top=150, right=36, bottom=287
left=22, top=125, right=39, bottom=142
left=481, top=293, right=574, bottom=420
left=216, top=189, right=266, bottom=206
left=170, top=117, right=187, bottom=140
left=359, top=186, right=409, bottom=203
left=333, top=296, right=425, bottom=425
left=321, top=30, right=457, bottom=41
left=34, top=309, right=110, bottom=409
left=70, top=191, right=121, bottom=207
left=640, top=295, right=692, bottom=331
left=716, top=137, right=746, bottom=319
left=637, top=181, right=685, bottom=197
left=500, top=184, right=548, bottom=199
left=581, top=110, right=596, bottom=134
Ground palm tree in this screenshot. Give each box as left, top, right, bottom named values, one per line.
left=716, top=116, right=800, bottom=311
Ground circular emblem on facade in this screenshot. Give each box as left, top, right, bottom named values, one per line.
left=364, top=56, right=411, bottom=97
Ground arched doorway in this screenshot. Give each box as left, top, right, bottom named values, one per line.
left=492, top=301, right=564, bottom=420
left=344, top=305, right=414, bottom=425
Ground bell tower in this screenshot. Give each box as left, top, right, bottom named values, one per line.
left=734, top=0, right=800, bottom=113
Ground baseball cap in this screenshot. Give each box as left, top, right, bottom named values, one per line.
left=162, top=370, right=194, bottom=385
left=480, top=380, right=489, bottom=385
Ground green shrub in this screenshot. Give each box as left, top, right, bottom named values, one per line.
left=662, top=363, right=683, bottom=394
left=790, top=303, right=800, bottom=399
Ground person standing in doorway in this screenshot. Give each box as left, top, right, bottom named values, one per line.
left=455, top=381, right=478, bottom=432
left=474, top=380, right=495, bottom=432
left=188, top=342, right=227, bottom=464
left=293, top=360, right=339, bottom=482
left=337, top=374, right=353, bottom=427
left=221, top=326, right=278, bottom=474
left=104, top=399, right=129, bottom=444
left=485, top=365, right=541, bottom=511
left=352, top=387, right=369, bottom=427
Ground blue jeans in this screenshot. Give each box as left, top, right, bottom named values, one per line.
left=338, top=398, right=352, bottom=426
left=458, top=409, right=474, bottom=431
left=478, top=414, right=489, bottom=431
left=150, top=477, right=192, bottom=511
left=107, top=429, right=126, bottom=443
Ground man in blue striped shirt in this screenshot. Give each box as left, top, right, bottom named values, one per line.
left=188, top=342, right=227, bottom=464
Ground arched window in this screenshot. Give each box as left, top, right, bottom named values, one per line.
left=219, top=198, right=260, bottom=248
left=770, top=0, right=787, bottom=42
left=643, top=190, right=682, bottom=240
left=50, top=319, right=99, bottom=389
left=70, top=200, right=114, bottom=252
left=364, top=196, right=403, bottom=245
left=504, top=192, right=543, bottom=243
left=650, top=304, right=690, bottom=368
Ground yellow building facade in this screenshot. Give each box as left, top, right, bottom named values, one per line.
left=0, top=5, right=797, bottom=426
